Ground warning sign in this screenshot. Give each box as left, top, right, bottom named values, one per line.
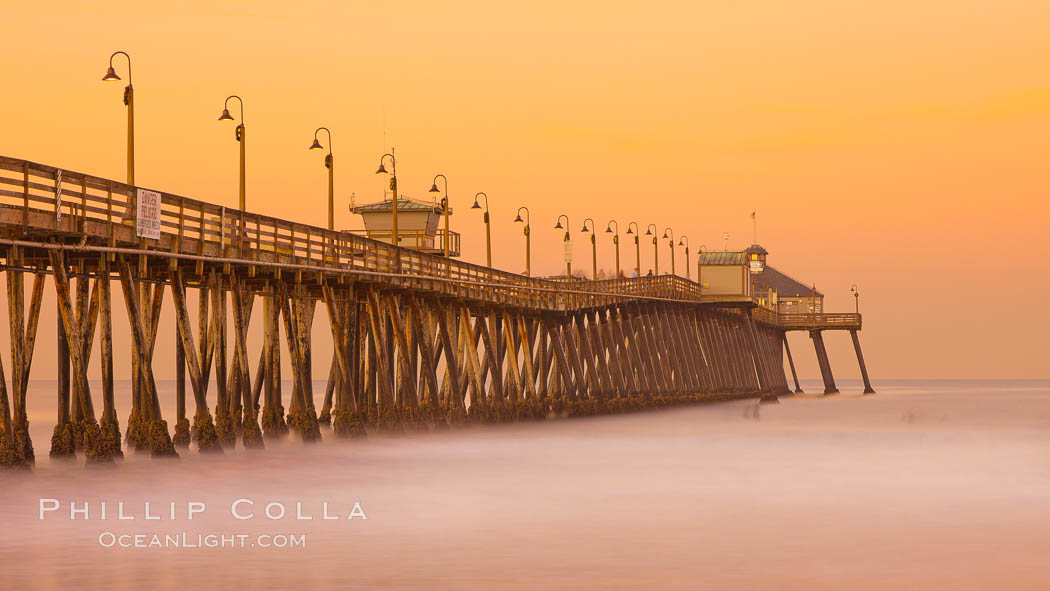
left=136, top=189, right=161, bottom=240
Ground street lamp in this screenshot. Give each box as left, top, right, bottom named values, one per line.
left=679, top=235, right=690, bottom=280
left=626, top=222, right=640, bottom=277
left=662, top=228, right=675, bottom=276
left=554, top=215, right=571, bottom=278
left=102, top=51, right=135, bottom=185
left=308, top=127, right=334, bottom=231
left=697, top=245, right=707, bottom=291
left=375, top=151, right=399, bottom=262
left=581, top=218, right=597, bottom=279
left=427, top=174, right=450, bottom=257
left=471, top=192, right=492, bottom=268
left=217, top=95, right=246, bottom=210
left=514, top=207, right=531, bottom=277
left=850, top=284, right=860, bottom=314
left=645, top=224, right=658, bottom=275
left=605, top=221, right=620, bottom=278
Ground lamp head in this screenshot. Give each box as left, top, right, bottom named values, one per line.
left=645, top=228, right=652, bottom=236
left=663, top=230, right=670, bottom=238
left=626, top=227, right=633, bottom=235
left=471, top=199, right=481, bottom=209
left=514, top=213, right=523, bottom=223
left=102, top=67, right=120, bottom=82
left=218, top=108, right=235, bottom=122
left=554, top=220, right=563, bottom=230
left=581, top=223, right=590, bottom=232
left=309, top=138, right=324, bottom=150
left=605, top=225, right=612, bottom=233
left=429, top=183, right=440, bottom=193
left=375, top=163, right=388, bottom=175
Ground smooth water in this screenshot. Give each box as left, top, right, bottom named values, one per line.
left=3, top=379, right=1049, bottom=590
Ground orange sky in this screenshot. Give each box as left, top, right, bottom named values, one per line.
left=1, top=1, right=1048, bottom=379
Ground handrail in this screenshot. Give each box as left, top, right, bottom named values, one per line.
left=0, top=154, right=857, bottom=327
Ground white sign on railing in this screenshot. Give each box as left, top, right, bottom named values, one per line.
left=563, top=240, right=573, bottom=263
left=136, top=189, right=161, bottom=240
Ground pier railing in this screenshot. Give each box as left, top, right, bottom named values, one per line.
left=0, top=155, right=855, bottom=327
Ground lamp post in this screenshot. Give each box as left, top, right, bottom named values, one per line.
left=514, top=207, right=531, bottom=277
left=101, top=51, right=135, bottom=186
left=581, top=218, right=597, bottom=279
left=217, top=95, right=246, bottom=211
left=427, top=174, right=450, bottom=257
left=697, top=245, right=707, bottom=291
left=626, top=222, right=640, bottom=277
left=554, top=215, right=571, bottom=278
left=605, top=221, right=620, bottom=278
left=471, top=192, right=492, bottom=268
left=308, top=127, right=334, bottom=231
left=645, top=224, right=658, bottom=275
left=662, top=228, right=675, bottom=276
left=375, top=150, right=399, bottom=253
left=850, top=284, right=860, bottom=314
left=678, top=235, right=690, bottom=280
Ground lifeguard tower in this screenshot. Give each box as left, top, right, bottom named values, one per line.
left=348, top=195, right=461, bottom=257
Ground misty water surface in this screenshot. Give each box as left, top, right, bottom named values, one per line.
left=3, top=379, right=1049, bottom=590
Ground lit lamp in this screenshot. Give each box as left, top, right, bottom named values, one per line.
left=555, top=215, right=571, bottom=278
left=217, top=95, right=246, bottom=210
left=375, top=151, right=400, bottom=269
left=514, top=207, right=531, bottom=277
left=662, top=228, right=675, bottom=276
left=471, top=192, right=492, bottom=268
left=581, top=218, right=597, bottom=279
left=678, top=235, right=690, bottom=280
left=101, top=50, right=135, bottom=185
left=605, top=221, right=620, bottom=278
left=746, top=244, right=767, bottom=273
left=308, top=127, right=334, bottom=230
left=427, top=174, right=450, bottom=257
left=645, top=224, right=658, bottom=275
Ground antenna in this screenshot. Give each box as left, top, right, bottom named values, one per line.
left=723, top=232, right=729, bottom=250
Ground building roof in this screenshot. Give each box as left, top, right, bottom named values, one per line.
left=350, top=196, right=448, bottom=214
left=698, top=251, right=747, bottom=265
left=745, top=244, right=768, bottom=255
left=752, top=265, right=822, bottom=297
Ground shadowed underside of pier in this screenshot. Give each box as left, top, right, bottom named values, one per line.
left=0, top=156, right=871, bottom=468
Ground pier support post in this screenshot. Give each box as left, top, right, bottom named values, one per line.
left=810, top=330, right=838, bottom=395
left=744, top=309, right=777, bottom=403
left=850, top=329, right=876, bottom=394
left=782, top=333, right=803, bottom=393
left=173, top=328, right=189, bottom=447
left=51, top=308, right=74, bottom=457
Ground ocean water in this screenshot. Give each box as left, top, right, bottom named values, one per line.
left=3, top=379, right=1049, bottom=590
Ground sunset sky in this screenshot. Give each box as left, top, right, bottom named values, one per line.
left=1, top=1, right=1047, bottom=379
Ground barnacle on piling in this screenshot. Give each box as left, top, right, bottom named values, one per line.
left=147, top=420, right=179, bottom=458
left=193, top=414, right=222, bottom=453
left=49, top=423, right=76, bottom=458
left=172, top=417, right=191, bottom=448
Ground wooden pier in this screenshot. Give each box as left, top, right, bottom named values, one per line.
left=0, top=155, right=874, bottom=467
